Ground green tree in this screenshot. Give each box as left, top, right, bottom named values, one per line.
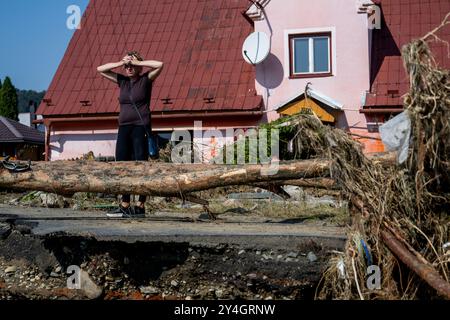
left=0, top=77, right=19, bottom=120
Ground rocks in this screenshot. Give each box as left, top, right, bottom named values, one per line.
left=140, top=286, right=159, bottom=295
left=39, top=193, right=68, bottom=208
left=0, top=223, right=11, bottom=239
left=215, top=289, right=224, bottom=299
left=170, top=280, right=179, bottom=287
left=79, top=270, right=103, bottom=299
left=282, top=186, right=305, bottom=200
left=5, top=266, right=17, bottom=274
left=287, top=252, right=299, bottom=258
left=307, top=252, right=318, bottom=263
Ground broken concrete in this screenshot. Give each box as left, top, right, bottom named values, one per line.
left=0, top=203, right=346, bottom=300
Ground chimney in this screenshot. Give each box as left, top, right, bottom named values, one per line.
left=29, top=100, right=37, bottom=129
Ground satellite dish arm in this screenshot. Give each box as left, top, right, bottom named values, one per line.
left=247, top=0, right=264, bottom=11
left=243, top=50, right=256, bottom=66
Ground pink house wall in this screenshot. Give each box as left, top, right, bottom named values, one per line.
left=47, top=117, right=263, bottom=161
left=252, top=0, right=372, bottom=133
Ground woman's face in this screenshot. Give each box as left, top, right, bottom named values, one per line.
left=124, top=56, right=142, bottom=77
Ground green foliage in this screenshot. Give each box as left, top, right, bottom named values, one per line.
left=215, top=127, right=280, bottom=164
left=215, top=112, right=333, bottom=164
left=0, top=77, right=19, bottom=120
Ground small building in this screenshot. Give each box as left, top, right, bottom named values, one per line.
left=0, top=116, right=45, bottom=160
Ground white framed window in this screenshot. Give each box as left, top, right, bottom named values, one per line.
left=289, top=32, right=332, bottom=78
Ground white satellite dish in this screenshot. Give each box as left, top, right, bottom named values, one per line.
left=242, top=32, right=270, bottom=65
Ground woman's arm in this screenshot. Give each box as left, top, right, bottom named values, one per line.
left=97, top=56, right=131, bottom=83
left=132, top=60, right=164, bottom=81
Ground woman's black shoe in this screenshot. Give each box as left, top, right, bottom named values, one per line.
left=107, top=204, right=134, bottom=218
left=133, top=206, right=146, bottom=217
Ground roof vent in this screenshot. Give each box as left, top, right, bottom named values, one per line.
left=43, top=99, right=54, bottom=107
left=80, top=100, right=92, bottom=107
left=203, top=97, right=215, bottom=104
left=161, top=98, right=173, bottom=105
left=387, top=90, right=399, bottom=97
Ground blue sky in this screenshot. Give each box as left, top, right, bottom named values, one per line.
left=0, top=0, right=89, bottom=91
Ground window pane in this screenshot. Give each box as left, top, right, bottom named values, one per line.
left=293, top=38, right=309, bottom=73
left=313, top=37, right=329, bottom=72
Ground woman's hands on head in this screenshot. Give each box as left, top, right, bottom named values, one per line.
left=122, top=55, right=133, bottom=65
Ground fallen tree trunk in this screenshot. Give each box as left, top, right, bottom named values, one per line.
left=0, top=159, right=331, bottom=197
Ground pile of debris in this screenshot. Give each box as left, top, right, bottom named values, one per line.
left=314, top=21, right=450, bottom=299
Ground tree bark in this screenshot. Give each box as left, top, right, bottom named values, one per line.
left=0, top=159, right=331, bottom=197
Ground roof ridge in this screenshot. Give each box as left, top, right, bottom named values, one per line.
left=0, top=116, right=23, bottom=139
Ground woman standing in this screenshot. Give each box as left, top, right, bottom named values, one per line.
left=97, top=51, right=163, bottom=217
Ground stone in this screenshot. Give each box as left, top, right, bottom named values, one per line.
left=55, top=266, right=62, bottom=273
left=0, top=223, right=11, bottom=239
left=50, top=272, right=59, bottom=278
left=79, top=270, right=103, bottom=299
left=170, top=280, right=179, bottom=287
left=39, top=193, right=67, bottom=208
left=140, top=286, right=159, bottom=295
left=238, top=250, right=245, bottom=255
left=5, top=266, right=16, bottom=274
left=215, top=289, right=224, bottom=299
left=307, top=252, right=318, bottom=263
left=287, top=252, right=299, bottom=258
left=247, top=273, right=257, bottom=279
left=281, top=186, right=305, bottom=200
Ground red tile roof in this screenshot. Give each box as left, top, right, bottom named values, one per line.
left=37, top=0, right=262, bottom=117
left=0, top=117, right=44, bottom=144
left=365, top=0, right=450, bottom=107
